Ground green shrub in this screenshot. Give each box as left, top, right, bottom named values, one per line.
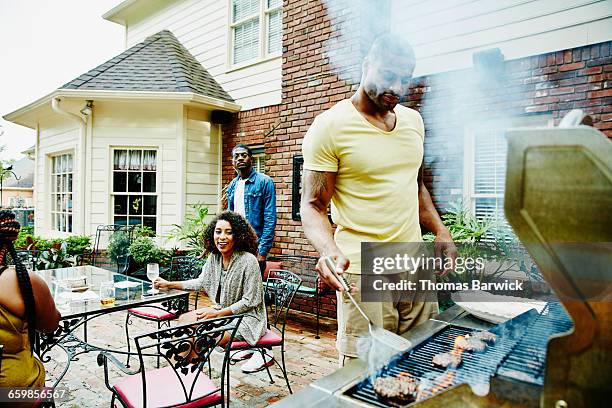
left=15, top=227, right=34, bottom=249
left=423, top=200, right=495, bottom=243
left=107, top=231, right=131, bottom=263
left=129, top=236, right=166, bottom=266
left=65, top=235, right=91, bottom=256
left=133, top=225, right=155, bottom=238
left=33, top=237, right=62, bottom=252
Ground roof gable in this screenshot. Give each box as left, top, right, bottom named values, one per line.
left=61, top=30, right=233, bottom=103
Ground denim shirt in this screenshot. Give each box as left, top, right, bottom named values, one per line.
left=226, top=169, right=277, bottom=257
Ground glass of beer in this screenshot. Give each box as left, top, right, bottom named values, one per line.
left=100, top=281, right=116, bottom=306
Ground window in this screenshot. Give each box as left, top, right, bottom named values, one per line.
left=51, top=153, right=73, bottom=233
left=112, top=149, right=157, bottom=232
left=465, top=116, right=552, bottom=239
left=251, top=146, right=266, bottom=174
left=230, top=0, right=282, bottom=66
left=469, top=127, right=509, bottom=238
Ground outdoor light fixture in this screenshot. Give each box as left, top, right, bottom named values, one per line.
left=80, top=100, right=93, bottom=116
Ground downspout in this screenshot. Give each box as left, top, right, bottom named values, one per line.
left=51, top=97, right=87, bottom=235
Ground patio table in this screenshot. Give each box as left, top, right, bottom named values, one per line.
left=33, top=265, right=189, bottom=387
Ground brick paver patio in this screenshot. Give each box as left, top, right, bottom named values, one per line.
left=44, top=296, right=339, bottom=407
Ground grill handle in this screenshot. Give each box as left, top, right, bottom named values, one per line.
left=325, top=257, right=371, bottom=324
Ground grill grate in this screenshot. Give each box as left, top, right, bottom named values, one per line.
left=496, top=302, right=573, bottom=385
left=345, top=305, right=565, bottom=407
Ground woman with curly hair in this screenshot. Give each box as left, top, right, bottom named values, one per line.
left=0, top=210, right=60, bottom=389
left=154, top=211, right=271, bottom=373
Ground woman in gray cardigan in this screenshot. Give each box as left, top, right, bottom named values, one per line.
left=154, top=211, right=271, bottom=373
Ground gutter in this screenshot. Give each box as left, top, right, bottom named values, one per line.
left=4, top=90, right=241, bottom=128
left=51, top=97, right=87, bottom=235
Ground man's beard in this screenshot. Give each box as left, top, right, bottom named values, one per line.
left=368, top=89, right=399, bottom=111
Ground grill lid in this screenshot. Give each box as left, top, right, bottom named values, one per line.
left=504, top=124, right=612, bottom=406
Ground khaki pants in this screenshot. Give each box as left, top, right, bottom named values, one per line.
left=336, top=272, right=438, bottom=364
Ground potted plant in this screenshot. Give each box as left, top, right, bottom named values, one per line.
left=36, top=242, right=77, bottom=270
left=169, top=204, right=208, bottom=257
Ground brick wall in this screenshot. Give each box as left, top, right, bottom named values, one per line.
left=220, top=0, right=611, bottom=317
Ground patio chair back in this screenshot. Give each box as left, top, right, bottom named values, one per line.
left=265, top=269, right=302, bottom=335
left=169, top=256, right=199, bottom=280
left=92, top=224, right=134, bottom=272
left=15, top=249, right=39, bottom=271
left=133, top=315, right=243, bottom=408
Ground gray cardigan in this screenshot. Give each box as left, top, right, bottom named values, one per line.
left=182, top=251, right=267, bottom=346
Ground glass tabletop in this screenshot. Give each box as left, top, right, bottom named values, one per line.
left=35, top=265, right=188, bottom=319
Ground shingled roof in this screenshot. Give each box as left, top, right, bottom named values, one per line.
left=61, top=30, right=233, bottom=102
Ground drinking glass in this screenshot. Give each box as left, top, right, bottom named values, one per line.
left=146, top=263, right=160, bottom=294
left=100, top=281, right=116, bottom=306
left=54, top=282, right=71, bottom=312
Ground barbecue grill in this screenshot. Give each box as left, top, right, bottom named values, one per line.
left=273, top=118, right=611, bottom=408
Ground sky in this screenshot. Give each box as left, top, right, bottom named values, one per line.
left=0, top=0, right=125, bottom=161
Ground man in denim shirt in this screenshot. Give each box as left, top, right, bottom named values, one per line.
left=226, top=144, right=277, bottom=273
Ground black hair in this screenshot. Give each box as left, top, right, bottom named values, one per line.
left=367, top=33, right=416, bottom=63
left=231, top=144, right=253, bottom=157
left=203, top=211, right=258, bottom=256
left=0, top=210, right=36, bottom=353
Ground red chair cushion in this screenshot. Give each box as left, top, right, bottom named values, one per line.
left=114, top=365, right=221, bottom=408
left=128, top=305, right=177, bottom=320
left=264, top=261, right=282, bottom=280
left=230, top=328, right=282, bottom=349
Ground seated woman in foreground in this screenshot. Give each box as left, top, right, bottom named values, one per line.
left=0, top=210, right=61, bottom=392
left=154, top=211, right=271, bottom=373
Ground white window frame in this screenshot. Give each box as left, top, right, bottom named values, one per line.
left=228, top=0, right=282, bottom=69
left=110, top=147, right=160, bottom=234
left=50, top=152, right=74, bottom=233
left=463, top=115, right=553, bottom=240
left=251, top=145, right=266, bottom=174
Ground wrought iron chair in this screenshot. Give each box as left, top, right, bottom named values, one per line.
left=98, top=315, right=243, bottom=408
left=92, top=224, right=134, bottom=273
left=124, top=256, right=199, bottom=368
left=167, top=256, right=204, bottom=309
left=267, top=255, right=323, bottom=338
left=15, top=249, right=39, bottom=271
left=125, top=296, right=189, bottom=369
left=229, top=269, right=302, bottom=393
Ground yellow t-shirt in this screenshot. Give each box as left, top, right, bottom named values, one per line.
left=302, top=99, right=424, bottom=274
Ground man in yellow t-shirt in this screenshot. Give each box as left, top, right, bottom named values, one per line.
left=301, top=34, right=457, bottom=365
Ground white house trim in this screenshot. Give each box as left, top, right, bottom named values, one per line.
left=4, top=89, right=241, bottom=129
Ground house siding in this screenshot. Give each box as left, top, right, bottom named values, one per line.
left=391, top=0, right=612, bottom=77
left=35, top=115, right=80, bottom=238
left=185, top=107, right=222, bottom=226
left=89, top=101, right=182, bottom=242
left=124, top=0, right=282, bottom=110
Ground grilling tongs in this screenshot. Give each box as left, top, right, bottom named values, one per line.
left=325, top=257, right=412, bottom=352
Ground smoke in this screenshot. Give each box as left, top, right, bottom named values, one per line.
left=317, top=0, right=562, bottom=213
left=319, top=0, right=392, bottom=84
left=356, top=335, right=402, bottom=383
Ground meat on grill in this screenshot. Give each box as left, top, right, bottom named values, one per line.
left=373, top=373, right=419, bottom=402
left=470, top=330, right=497, bottom=343
left=432, top=351, right=462, bottom=368
left=456, top=336, right=487, bottom=352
